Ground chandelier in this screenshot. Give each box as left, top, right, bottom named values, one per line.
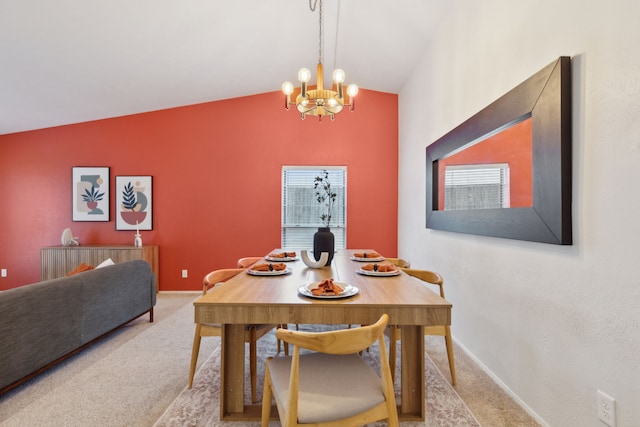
left=281, top=0, right=358, bottom=121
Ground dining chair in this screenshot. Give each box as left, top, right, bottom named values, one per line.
left=236, top=255, right=291, bottom=354
left=237, top=256, right=262, bottom=268
left=261, top=314, right=398, bottom=427
left=385, top=257, right=411, bottom=268
left=385, top=268, right=456, bottom=386
left=188, top=268, right=278, bottom=403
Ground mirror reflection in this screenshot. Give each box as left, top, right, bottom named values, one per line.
left=436, top=117, right=533, bottom=210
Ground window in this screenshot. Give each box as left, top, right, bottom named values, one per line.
left=444, top=163, right=510, bottom=210
left=282, top=167, right=346, bottom=250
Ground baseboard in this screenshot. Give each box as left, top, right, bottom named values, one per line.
left=452, top=335, right=550, bottom=427
left=158, top=291, right=201, bottom=295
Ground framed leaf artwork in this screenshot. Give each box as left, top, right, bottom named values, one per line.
left=115, top=176, right=153, bottom=230
left=72, top=167, right=110, bottom=221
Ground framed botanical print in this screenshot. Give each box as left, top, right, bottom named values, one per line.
left=115, top=176, right=153, bottom=230
left=72, top=167, right=110, bottom=221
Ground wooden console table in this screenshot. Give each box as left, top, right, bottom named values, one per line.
left=40, top=245, right=159, bottom=288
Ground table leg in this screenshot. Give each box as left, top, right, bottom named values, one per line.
left=400, top=325, right=425, bottom=419
left=221, top=324, right=246, bottom=418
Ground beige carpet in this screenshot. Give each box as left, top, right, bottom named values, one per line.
left=154, top=324, right=481, bottom=427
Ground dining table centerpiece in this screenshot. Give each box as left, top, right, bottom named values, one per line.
left=313, top=170, right=336, bottom=266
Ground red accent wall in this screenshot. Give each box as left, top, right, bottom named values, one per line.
left=0, top=89, right=398, bottom=291
left=437, top=118, right=533, bottom=210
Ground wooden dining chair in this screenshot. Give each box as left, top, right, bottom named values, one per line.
left=385, top=257, right=411, bottom=268
left=237, top=256, right=262, bottom=268
left=261, top=314, right=398, bottom=427
left=386, top=268, right=456, bottom=386
left=188, top=268, right=278, bottom=402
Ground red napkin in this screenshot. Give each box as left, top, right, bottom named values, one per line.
left=66, top=262, right=94, bottom=276
left=310, top=278, right=343, bottom=296
left=361, top=263, right=396, bottom=272
left=250, top=263, right=287, bottom=272
left=354, top=252, right=381, bottom=259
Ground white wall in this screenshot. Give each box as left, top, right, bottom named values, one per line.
left=398, top=1, right=640, bottom=426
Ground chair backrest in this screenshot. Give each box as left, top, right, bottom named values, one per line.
left=276, top=314, right=389, bottom=355
left=202, top=268, right=244, bottom=295
left=272, top=315, right=397, bottom=427
left=400, top=268, right=445, bottom=298
left=237, top=257, right=261, bottom=269
left=386, top=257, right=411, bottom=268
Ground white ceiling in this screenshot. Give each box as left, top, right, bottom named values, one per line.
left=0, top=0, right=451, bottom=135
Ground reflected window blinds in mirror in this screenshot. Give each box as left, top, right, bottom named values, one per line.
left=443, top=163, right=511, bottom=210
left=425, top=57, right=572, bottom=244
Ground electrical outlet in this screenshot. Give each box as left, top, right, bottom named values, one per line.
left=597, top=390, right=616, bottom=427
left=1, top=268, right=6, bottom=277
left=181, top=269, right=188, bottom=278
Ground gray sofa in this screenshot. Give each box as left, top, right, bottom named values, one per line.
left=0, top=259, right=156, bottom=394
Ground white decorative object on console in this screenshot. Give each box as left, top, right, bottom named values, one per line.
left=61, top=228, right=79, bottom=247
left=134, top=221, right=142, bottom=247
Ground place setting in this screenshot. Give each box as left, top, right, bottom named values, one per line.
left=297, top=278, right=359, bottom=299
left=349, top=251, right=384, bottom=262
left=246, top=262, right=292, bottom=276
left=356, top=262, right=401, bottom=276
left=265, top=250, right=298, bottom=262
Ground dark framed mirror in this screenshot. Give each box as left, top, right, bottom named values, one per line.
left=425, top=57, right=572, bottom=244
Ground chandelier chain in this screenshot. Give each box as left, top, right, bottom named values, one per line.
left=309, top=0, right=323, bottom=64
left=318, top=0, right=323, bottom=65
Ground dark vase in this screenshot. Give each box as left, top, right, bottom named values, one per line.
left=313, top=227, right=334, bottom=266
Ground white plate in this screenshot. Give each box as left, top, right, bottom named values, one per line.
left=350, top=255, right=384, bottom=262
left=247, top=267, right=292, bottom=276
left=265, top=255, right=298, bottom=262
left=298, top=282, right=359, bottom=299
left=356, top=268, right=400, bottom=277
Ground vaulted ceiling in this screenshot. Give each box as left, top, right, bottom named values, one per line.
left=0, top=0, right=451, bottom=135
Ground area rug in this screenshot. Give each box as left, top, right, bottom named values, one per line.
left=154, top=326, right=481, bottom=427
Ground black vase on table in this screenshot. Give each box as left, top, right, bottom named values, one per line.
left=313, top=227, right=334, bottom=266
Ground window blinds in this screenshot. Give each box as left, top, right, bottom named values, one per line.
left=282, top=167, right=346, bottom=249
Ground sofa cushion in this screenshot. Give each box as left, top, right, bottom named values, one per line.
left=0, top=277, right=85, bottom=389
left=0, top=259, right=156, bottom=393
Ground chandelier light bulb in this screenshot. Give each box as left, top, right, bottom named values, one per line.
left=298, top=68, right=311, bottom=83
left=347, top=84, right=359, bottom=97
left=332, top=69, right=345, bottom=83
left=327, top=98, right=338, bottom=107
left=282, top=82, right=294, bottom=95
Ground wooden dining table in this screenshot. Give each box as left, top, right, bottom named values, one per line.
left=193, top=249, right=452, bottom=421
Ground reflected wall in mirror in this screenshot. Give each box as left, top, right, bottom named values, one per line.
left=426, top=57, right=572, bottom=244
left=438, top=116, right=533, bottom=210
